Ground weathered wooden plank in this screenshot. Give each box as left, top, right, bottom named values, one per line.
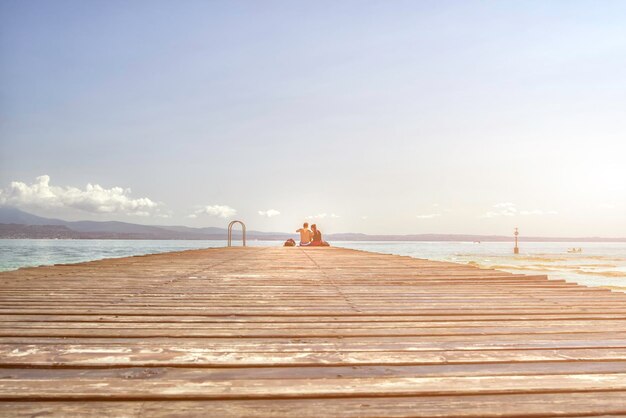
left=8, top=392, right=626, bottom=418
left=4, top=373, right=626, bottom=399
left=6, top=361, right=626, bottom=381
left=9, top=308, right=626, bottom=316
left=5, top=344, right=626, bottom=367
left=5, top=326, right=626, bottom=338
left=5, top=392, right=624, bottom=418
left=7, top=331, right=626, bottom=349
left=8, top=319, right=626, bottom=329
left=3, top=313, right=626, bottom=322
left=0, top=402, right=143, bottom=418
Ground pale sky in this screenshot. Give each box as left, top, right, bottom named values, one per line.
left=1, top=0, right=625, bottom=237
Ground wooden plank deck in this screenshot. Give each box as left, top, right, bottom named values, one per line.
left=2, top=246, right=626, bottom=417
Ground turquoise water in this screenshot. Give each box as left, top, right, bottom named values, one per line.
left=1, top=239, right=625, bottom=290
left=0, top=239, right=275, bottom=272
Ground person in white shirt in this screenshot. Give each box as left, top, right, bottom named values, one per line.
left=296, top=222, right=313, bottom=246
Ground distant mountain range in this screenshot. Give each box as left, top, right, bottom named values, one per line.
left=0, top=207, right=281, bottom=240
left=1, top=207, right=624, bottom=242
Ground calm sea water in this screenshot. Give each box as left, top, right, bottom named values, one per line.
left=336, top=241, right=626, bottom=290
left=1, top=239, right=625, bottom=291
left=0, top=239, right=275, bottom=272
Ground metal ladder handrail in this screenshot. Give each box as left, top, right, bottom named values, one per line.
left=227, top=220, right=246, bottom=247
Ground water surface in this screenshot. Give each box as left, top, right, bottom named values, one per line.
left=336, top=241, right=626, bottom=290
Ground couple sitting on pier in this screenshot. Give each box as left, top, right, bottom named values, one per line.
left=296, top=222, right=330, bottom=247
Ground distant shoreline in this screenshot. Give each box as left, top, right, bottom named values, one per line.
left=2, top=208, right=625, bottom=243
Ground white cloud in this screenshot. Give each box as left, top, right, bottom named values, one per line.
left=258, top=209, right=280, bottom=218
left=520, top=209, right=558, bottom=216
left=481, top=202, right=518, bottom=218
left=494, top=202, right=515, bottom=208
left=193, top=204, right=236, bottom=219
left=307, top=213, right=340, bottom=219
left=482, top=203, right=556, bottom=218
left=0, top=175, right=160, bottom=216
left=416, top=213, right=441, bottom=219
left=308, top=213, right=327, bottom=219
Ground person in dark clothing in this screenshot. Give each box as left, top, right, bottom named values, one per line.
left=311, top=224, right=322, bottom=245
left=309, top=224, right=330, bottom=246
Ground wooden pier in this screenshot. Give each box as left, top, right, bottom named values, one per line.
left=2, top=246, right=626, bottom=416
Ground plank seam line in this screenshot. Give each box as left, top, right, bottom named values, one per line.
left=6, top=388, right=626, bottom=403
left=299, top=249, right=360, bottom=314
left=6, top=358, right=626, bottom=369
